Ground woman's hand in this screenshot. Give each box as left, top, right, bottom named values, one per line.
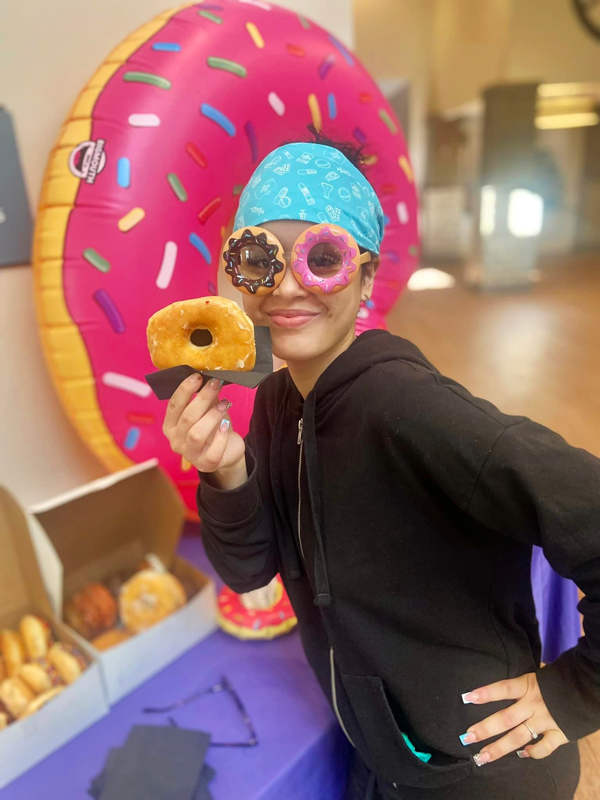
left=162, top=373, right=245, bottom=475
left=460, top=672, right=568, bottom=766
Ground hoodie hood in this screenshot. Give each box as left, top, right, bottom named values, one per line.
left=283, top=329, right=436, bottom=607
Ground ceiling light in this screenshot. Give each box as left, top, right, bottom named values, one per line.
left=535, top=112, right=599, bottom=130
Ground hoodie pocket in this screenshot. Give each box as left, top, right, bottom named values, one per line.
left=337, top=670, right=472, bottom=789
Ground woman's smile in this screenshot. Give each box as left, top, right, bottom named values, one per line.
left=266, top=307, right=321, bottom=328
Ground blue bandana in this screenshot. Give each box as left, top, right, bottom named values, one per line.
left=234, top=143, right=384, bottom=254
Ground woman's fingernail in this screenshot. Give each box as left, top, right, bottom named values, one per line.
left=219, top=418, right=230, bottom=433
left=209, top=378, right=224, bottom=390
left=462, top=692, right=479, bottom=704
left=517, top=749, right=529, bottom=759
left=216, top=399, right=232, bottom=412
left=473, top=752, right=491, bottom=767
left=189, top=372, right=202, bottom=384
left=460, top=732, right=477, bottom=746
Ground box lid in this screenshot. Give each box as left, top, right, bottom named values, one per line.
left=30, top=460, right=186, bottom=617
left=0, top=485, right=61, bottom=624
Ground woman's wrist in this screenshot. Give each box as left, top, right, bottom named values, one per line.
left=211, top=456, right=248, bottom=490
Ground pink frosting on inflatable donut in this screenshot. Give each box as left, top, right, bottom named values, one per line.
left=59, top=1, right=419, bottom=514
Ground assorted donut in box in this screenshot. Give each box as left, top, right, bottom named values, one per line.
left=0, top=615, right=89, bottom=728
left=63, top=552, right=195, bottom=650
left=30, top=461, right=217, bottom=705
left=0, top=486, right=107, bottom=790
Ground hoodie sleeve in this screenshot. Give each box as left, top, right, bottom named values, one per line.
left=465, top=417, right=600, bottom=742
left=378, top=362, right=600, bottom=742
left=196, top=387, right=278, bottom=594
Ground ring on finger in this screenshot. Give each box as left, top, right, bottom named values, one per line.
left=522, top=722, right=539, bottom=740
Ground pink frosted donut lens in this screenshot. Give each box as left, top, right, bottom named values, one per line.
left=292, top=224, right=361, bottom=295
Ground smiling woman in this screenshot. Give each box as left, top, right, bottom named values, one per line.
left=172, top=127, right=600, bottom=800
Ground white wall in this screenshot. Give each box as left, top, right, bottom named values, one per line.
left=354, top=0, right=436, bottom=187
left=0, top=0, right=354, bottom=506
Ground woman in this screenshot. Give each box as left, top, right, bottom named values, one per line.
left=162, top=132, right=599, bottom=799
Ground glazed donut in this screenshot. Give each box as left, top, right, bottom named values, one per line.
left=21, top=687, right=65, bottom=719
left=19, top=615, right=54, bottom=660
left=0, top=677, right=35, bottom=719
left=18, top=658, right=64, bottom=695
left=0, top=630, right=26, bottom=677
left=91, top=628, right=132, bottom=652
left=119, top=570, right=186, bottom=634
left=47, top=643, right=87, bottom=685
left=65, top=582, right=118, bottom=640
left=147, top=296, right=256, bottom=372
left=33, top=0, right=418, bottom=517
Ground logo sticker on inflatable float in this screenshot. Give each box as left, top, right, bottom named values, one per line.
left=68, top=140, right=107, bottom=183
left=33, top=0, right=419, bottom=517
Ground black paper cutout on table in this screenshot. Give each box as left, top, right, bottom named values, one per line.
left=88, top=724, right=213, bottom=800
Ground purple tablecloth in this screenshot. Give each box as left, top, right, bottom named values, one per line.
left=531, top=546, right=581, bottom=663
left=1, top=532, right=579, bottom=799
left=1, top=533, right=350, bottom=800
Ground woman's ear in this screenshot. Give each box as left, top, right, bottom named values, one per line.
left=361, top=256, right=379, bottom=300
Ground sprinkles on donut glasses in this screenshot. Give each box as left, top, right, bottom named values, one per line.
left=222, top=223, right=373, bottom=296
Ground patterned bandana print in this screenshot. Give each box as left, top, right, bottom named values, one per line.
left=233, top=142, right=385, bottom=254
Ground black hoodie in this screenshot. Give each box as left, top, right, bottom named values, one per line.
left=198, top=329, right=600, bottom=789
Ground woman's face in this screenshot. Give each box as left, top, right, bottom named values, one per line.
left=240, top=220, right=374, bottom=365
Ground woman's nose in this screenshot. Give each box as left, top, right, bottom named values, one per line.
left=272, top=256, right=307, bottom=297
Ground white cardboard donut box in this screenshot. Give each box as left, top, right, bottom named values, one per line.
left=29, top=459, right=218, bottom=706
left=0, top=485, right=109, bottom=790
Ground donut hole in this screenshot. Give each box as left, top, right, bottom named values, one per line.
left=190, top=328, right=213, bottom=348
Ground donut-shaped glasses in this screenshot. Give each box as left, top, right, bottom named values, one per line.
left=222, top=224, right=371, bottom=296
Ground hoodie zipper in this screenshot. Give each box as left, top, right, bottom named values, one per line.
left=297, top=418, right=305, bottom=562
left=298, top=417, right=351, bottom=744
left=330, top=647, right=356, bottom=748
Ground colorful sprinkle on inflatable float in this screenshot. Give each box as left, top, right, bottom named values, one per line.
left=33, top=0, right=419, bottom=518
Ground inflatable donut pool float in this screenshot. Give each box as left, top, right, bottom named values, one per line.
left=217, top=576, right=297, bottom=640
left=33, top=0, right=419, bottom=515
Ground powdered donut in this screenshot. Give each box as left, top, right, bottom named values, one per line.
left=147, top=296, right=256, bottom=372
left=119, top=571, right=186, bottom=634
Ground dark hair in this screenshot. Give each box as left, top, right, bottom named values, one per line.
left=281, top=124, right=367, bottom=174
left=304, top=124, right=367, bottom=174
